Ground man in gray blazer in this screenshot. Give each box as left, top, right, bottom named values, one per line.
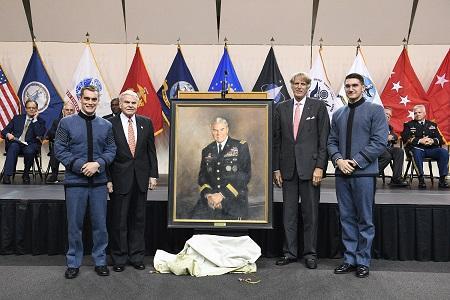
left=273, top=72, right=330, bottom=269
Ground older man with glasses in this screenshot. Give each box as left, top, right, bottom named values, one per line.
left=1, top=99, right=46, bottom=184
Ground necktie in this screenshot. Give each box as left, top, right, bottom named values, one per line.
left=128, top=118, right=136, bottom=157
left=293, top=102, right=301, bottom=140
left=19, top=118, right=31, bottom=142
left=218, top=143, right=222, bottom=154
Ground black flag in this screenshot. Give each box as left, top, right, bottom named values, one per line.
left=252, top=47, right=290, bottom=103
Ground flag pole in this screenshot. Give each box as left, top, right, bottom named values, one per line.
left=136, top=35, right=140, bottom=48
left=402, top=37, right=408, bottom=50
left=177, top=37, right=181, bottom=50
left=85, top=32, right=90, bottom=44
left=356, top=38, right=361, bottom=56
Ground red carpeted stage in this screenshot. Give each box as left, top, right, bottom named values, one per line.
left=1, top=177, right=449, bottom=261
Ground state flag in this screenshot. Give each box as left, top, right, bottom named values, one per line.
left=156, top=47, right=198, bottom=125
left=427, top=49, right=450, bottom=143
left=18, top=45, right=63, bottom=132
left=121, top=46, right=163, bottom=135
left=338, top=48, right=383, bottom=106
left=208, top=46, right=243, bottom=92
left=252, top=47, right=290, bottom=104
left=308, top=49, right=343, bottom=119
left=380, top=48, right=429, bottom=133
left=64, top=43, right=112, bottom=117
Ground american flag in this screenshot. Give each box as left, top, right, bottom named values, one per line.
left=0, top=66, right=20, bottom=133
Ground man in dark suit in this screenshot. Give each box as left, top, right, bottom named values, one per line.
left=107, top=90, right=158, bottom=272
left=102, top=97, right=120, bottom=119
left=378, top=107, right=408, bottom=187
left=45, top=102, right=75, bottom=183
left=401, top=104, right=448, bottom=189
left=273, top=72, right=330, bottom=269
left=1, top=99, right=46, bottom=184
left=191, top=117, right=251, bottom=220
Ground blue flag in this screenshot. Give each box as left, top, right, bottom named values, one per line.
left=18, top=46, right=63, bottom=132
left=157, top=47, right=198, bottom=124
left=208, top=47, right=243, bottom=92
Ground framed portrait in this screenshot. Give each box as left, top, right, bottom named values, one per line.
left=168, top=100, right=272, bottom=228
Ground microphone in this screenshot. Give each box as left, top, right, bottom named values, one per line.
left=221, top=70, right=228, bottom=99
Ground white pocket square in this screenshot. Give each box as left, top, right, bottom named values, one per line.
left=306, top=116, right=316, bottom=120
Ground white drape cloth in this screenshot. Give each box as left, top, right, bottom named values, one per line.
left=153, top=234, right=261, bottom=277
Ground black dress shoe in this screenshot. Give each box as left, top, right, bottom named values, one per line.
left=22, top=175, right=30, bottom=184
left=438, top=180, right=449, bottom=189
left=94, top=265, right=110, bottom=276
left=113, top=265, right=125, bottom=272
left=2, top=176, right=11, bottom=184
left=389, top=179, right=409, bottom=187
left=129, top=262, right=145, bottom=270
left=275, top=257, right=296, bottom=266
left=46, top=174, right=58, bottom=183
left=305, top=258, right=317, bottom=269
left=334, top=263, right=356, bottom=274
left=65, top=267, right=79, bottom=279
left=356, top=265, right=370, bottom=278
left=418, top=177, right=427, bottom=190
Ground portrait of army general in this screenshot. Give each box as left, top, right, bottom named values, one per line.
left=169, top=101, right=272, bottom=227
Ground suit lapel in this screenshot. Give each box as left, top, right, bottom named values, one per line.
left=286, top=99, right=294, bottom=141
left=135, top=116, right=144, bottom=153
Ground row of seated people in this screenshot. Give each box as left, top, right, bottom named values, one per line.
left=1, top=100, right=448, bottom=188
left=1, top=98, right=121, bottom=184
left=380, top=105, right=449, bottom=189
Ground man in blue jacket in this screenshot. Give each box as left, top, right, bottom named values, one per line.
left=1, top=99, right=45, bottom=184
left=328, top=73, right=388, bottom=278
left=55, top=86, right=116, bottom=279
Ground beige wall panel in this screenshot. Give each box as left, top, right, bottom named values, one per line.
left=314, top=0, right=412, bottom=46
left=220, top=0, right=312, bottom=45
left=409, top=0, right=450, bottom=45
left=30, top=0, right=125, bottom=43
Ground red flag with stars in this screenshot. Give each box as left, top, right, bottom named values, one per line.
left=427, top=49, right=450, bottom=143
left=380, top=48, right=430, bottom=134
left=121, top=46, right=163, bottom=135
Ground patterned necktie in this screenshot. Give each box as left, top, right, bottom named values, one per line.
left=19, top=118, right=31, bottom=142
left=128, top=118, right=136, bottom=157
left=293, top=102, right=301, bottom=140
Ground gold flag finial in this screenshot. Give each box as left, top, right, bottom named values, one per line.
left=177, top=38, right=181, bottom=49
left=85, top=32, right=90, bottom=43
left=136, top=36, right=140, bottom=47
left=224, top=37, right=228, bottom=48
left=319, top=37, right=323, bottom=50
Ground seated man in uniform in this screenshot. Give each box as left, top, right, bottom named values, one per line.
left=401, top=104, right=449, bottom=189
left=1, top=99, right=46, bottom=184
left=191, top=117, right=251, bottom=220
left=378, top=107, right=408, bottom=187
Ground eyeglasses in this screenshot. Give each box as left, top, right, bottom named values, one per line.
left=26, top=106, right=37, bottom=110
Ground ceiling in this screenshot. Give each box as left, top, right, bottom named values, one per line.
left=1, top=0, right=449, bottom=45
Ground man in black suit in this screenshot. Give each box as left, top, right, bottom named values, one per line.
left=273, top=72, right=330, bottom=269
left=102, top=97, right=120, bottom=119
left=107, top=90, right=158, bottom=272
left=378, top=107, right=408, bottom=187
left=1, top=99, right=46, bottom=184
left=45, top=102, right=75, bottom=183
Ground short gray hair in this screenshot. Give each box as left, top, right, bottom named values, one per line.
left=413, top=104, right=426, bottom=112
left=211, top=117, right=228, bottom=128
left=119, top=90, right=139, bottom=102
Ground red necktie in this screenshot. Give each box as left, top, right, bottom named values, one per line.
left=293, top=102, right=301, bottom=140
left=128, top=118, right=136, bottom=157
